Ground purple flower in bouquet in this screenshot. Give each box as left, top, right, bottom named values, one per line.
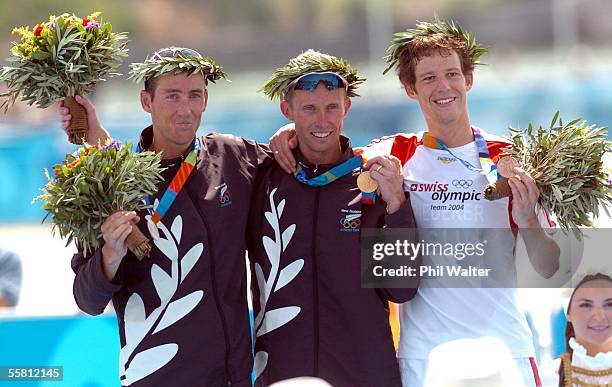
left=101, top=139, right=121, bottom=151
left=85, top=19, right=100, bottom=30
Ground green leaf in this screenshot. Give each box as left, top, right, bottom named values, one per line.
left=549, top=111, right=560, bottom=128
left=0, top=14, right=128, bottom=111
left=31, top=50, right=51, bottom=60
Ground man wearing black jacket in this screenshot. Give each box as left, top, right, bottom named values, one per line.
left=60, top=47, right=272, bottom=386
left=248, top=50, right=418, bottom=387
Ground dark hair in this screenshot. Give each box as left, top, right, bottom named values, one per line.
left=144, top=73, right=207, bottom=100
left=565, top=273, right=612, bottom=355
left=144, top=77, right=159, bottom=99
left=397, top=33, right=473, bottom=89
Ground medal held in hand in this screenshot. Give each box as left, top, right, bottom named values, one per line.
left=483, top=155, right=519, bottom=199
left=357, top=171, right=378, bottom=193
left=496, top=156, right=519, bottom=178
left=357, top=171, right=378, bottom=204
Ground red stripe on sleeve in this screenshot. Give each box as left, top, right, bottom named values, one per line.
left=390, top=134, right=421, bottom=166
left=485, top=140, right=511, bottom=164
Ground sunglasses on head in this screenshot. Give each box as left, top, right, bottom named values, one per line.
left=151, top=47, right=202, bottom=60
left=287, top=72, right=348, bottom=95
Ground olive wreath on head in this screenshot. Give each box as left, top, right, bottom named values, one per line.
left=260, top=49, right=366, bottom=101
left=128, top=50, right=227, bottom=85
left=383, top=17, right=488, bottom=75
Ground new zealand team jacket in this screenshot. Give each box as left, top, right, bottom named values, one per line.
left=72, top=127, right=272, bottom=386
left=247, top=137, right=419, bottom=387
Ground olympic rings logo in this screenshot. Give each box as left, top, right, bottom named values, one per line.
left=219, top=192, right=231, bottom=203
left=452, top=179, right=473, bottom=189
left=340, top=217, right=361, bottom=229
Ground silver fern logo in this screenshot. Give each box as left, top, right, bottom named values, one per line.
left=253, top=188, right=303, bottom=382
left=215, top=183, right=232, bottom=207
left=339, top=209, right=361, bottom=232
left=119, top=214, right=204, bottom=385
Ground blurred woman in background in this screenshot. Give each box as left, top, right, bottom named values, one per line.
left=559, top=273, right=612, bottom=386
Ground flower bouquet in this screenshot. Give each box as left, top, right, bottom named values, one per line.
left=34, top=140, right=164, bottom=259
left=0, top=12, right=128, bottom=144
left=484, top=112, right=612, bottom=234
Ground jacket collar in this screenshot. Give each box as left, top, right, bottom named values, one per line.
left=293, top=135, right=354, bottom=178
left=138, top=125, right=197, bottom=167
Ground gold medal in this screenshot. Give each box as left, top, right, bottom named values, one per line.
left=357, top=171, right=378, bottom=193
left=497, top=156, right=520, bottom=178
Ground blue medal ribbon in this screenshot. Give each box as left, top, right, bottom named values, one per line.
left=422, top=127, right=499, bottom=183
left=293, top=155, right=377, bottom=205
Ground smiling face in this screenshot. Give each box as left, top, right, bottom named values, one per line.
left=140, top=72, right=208, bottom=159
left=404, top=50, right=473, bottom=145
left=281, top=83, right=351, bottom=164
left=567, top=278, right=612, bottom=355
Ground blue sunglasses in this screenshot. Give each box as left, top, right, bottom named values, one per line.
left=288, top=72, right=348, bottom=95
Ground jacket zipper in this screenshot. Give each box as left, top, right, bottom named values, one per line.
left=186, top=188, right=233, bottom=385
left=312, top=187, right=321, bottom=376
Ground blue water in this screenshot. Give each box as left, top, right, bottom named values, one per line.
left=0, top=311, right=258, bottom=386
left=0, top=314, right=120, bottom=386
left=1, top=75, right=610, bottom=222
